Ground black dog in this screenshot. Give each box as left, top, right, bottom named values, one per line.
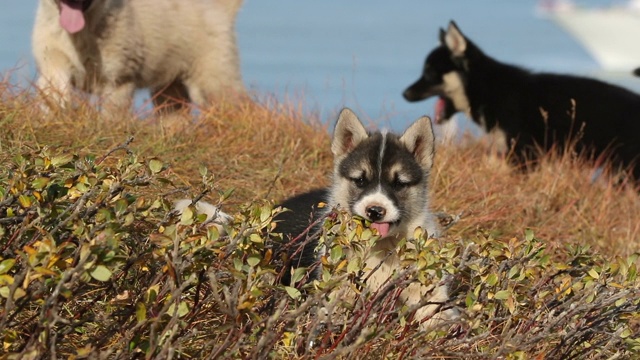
left=404, top=21, right=640, bottom=180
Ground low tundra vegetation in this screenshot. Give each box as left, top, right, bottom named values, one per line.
left=0, top=141, right=638, bottom=359
left=1, top=81, right=639, bottom=358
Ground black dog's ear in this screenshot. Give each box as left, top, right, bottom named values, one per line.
left=445, top=21, right=466, bottom=56
left=449, top=20, right=461, bottom=32
left=438, top=27, right=446, bottom=44
left=633, top=67, right=640, bottom=77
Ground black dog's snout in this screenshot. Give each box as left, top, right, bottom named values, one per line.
left=366, top=205, right=386, bottom=222
left=403, top=87, right=420, bottom=102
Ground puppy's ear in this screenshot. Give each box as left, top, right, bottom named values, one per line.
left=331, top=108, right=369, bottom=158
left=400, top=116, right=435, bottom=170
left=438, top=27, right=446, bottom=44
left=445, top=20, right=466, bottom=56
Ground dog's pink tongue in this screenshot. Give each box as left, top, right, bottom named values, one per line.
left=434, top=97, right=445, bottom=124
left=371, top=222, right=390, bottom=237
left=59, top=1, right=86, bottom=34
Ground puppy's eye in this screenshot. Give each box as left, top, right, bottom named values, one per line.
left=393, top=179, right=409, bottom=189
left=352, top=176, right=367, bottom=188
left=392, top=175, right=412, bottom=189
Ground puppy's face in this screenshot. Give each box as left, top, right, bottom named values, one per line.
left=329, top=109, right=435, bottom=238
left=403, top=22, right=472, bottom=123
left=403, top=46, right=458, bottom=103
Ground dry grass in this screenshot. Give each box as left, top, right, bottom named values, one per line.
left=2, top=81, right=638, bottom=260
left=0, top=85, right=333, bottom=208
left=1, top=81, right=639, bottom=359
left=432, top=137, right=640, bottom=259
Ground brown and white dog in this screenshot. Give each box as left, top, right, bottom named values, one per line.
left=32, top=0, right=245, bottom=112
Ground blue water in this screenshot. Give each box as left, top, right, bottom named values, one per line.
left=2, top=1, right=639, bottom=132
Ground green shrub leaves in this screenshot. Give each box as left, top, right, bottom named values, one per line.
left=0, top=143, right=638, bottom=359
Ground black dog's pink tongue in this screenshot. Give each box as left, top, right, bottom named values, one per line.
left=434, top=97, right=446, bottom=124
left=371, top=222, right=390, bottom=237
left=60, top=1, right=86, bottom=34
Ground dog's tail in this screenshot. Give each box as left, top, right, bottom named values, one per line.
left=173, top=199, right=232, bottom=229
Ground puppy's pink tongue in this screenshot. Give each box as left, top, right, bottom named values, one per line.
left=434, top=97, right=445, bottom=124
left=371, top=222, right=390, bottom=237
left=60, top=2, right=86, bottom=34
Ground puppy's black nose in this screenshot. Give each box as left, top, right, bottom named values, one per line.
left=366, top=205, right=386, bottom=222
left=403, top=88, right=414, bottom=101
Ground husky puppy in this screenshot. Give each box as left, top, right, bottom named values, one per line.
left=176, top=108, right=457, bottom=329
left=404, top=21, right=640, bottom=179
left=32, top=0, right=245, bottom=112
left=272, top=108, right=456, bottom=329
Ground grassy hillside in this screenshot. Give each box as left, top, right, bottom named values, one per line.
left=1, top=82, right=639, bottom=359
